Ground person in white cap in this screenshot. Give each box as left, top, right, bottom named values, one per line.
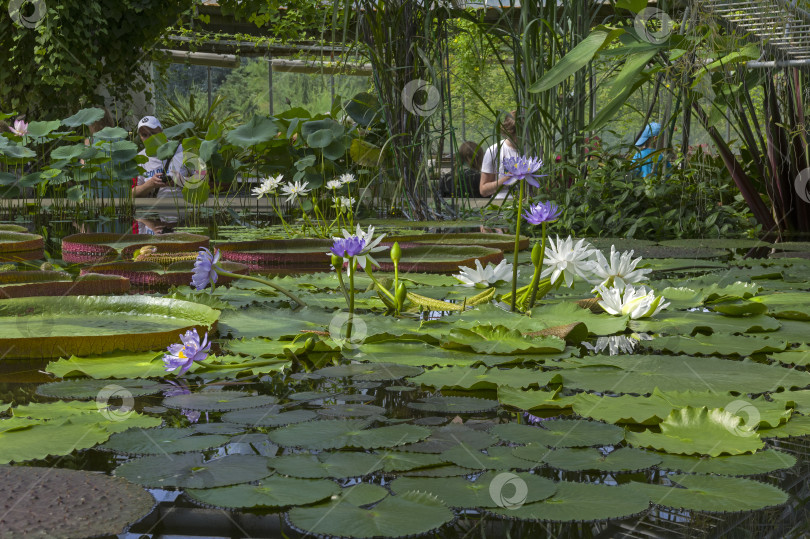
left=132, top=115, right=186, bottom=198
left=632, top=122, right=662, bottom=178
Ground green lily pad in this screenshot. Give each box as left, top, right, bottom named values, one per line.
left=442, top=444, right=538, bottom=471
left=646, top=333, right=787, bottom=356
left=488, top=481, right=650, bottom=522
left=390, top=471, right=556, bottom=509
left=373, top=451, right=444, bottom=473
left=769, top=350, right=810, bottom=366
left=46, top=351, right=170, bottom=379
left=493, top=419, right=624, bottom=448
left=287, top=490, right=454, bottom=538
left=37, top=378, right=166, bottom=400
left=412, top=366, right=558, bottom=391
left=186, top=475, right=339, bottom=509
left=398, top=424, right=497, bottom=454
left=268, top=420, right=430, bottom=450
left=270, top=452, right=383, bottom=478
left=749, top=293, right=810, bottom=320
left=442, top=325, right=566, bottom=355
left=99, top=427, right=230, bottom=455
left=162, top=391, right=278, bottom=412
left=759, top=414, right=810, bottom=438
left=0, top=295, right=220, bottom=359
left=315, top=363, right=424, bottom=381
left=408, top=396, right=499, bottom=414
left=317, top=404, right=386, bottom=418
left=401, top=464, right=474, bottom=477
left=630, top=311, right=781, bottom=335
left=635, top=474, right=788, bottom=512
left=221, top=408, right=317, bottom=427
left=114, top=453, right=272, bottom=488
left=625, top=407, right=764, bottom=456
left=542, top=447, right=661, bottom=472
left=656, top=450, right=796, bottom=476
left=497, top=386, right=577, bottom=411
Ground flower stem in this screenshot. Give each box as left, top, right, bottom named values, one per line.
left=215, top=268, right=307, bottom=308
left=510, top=180, right=525, bottom=312
left=347, top=258, right=356, bottom=341
left=528, top=222, right=547, bottom=308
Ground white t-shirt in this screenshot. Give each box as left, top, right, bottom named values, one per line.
left=136, top=144, right=186, bottom=198
left=480, top=140, right=521, bottom=199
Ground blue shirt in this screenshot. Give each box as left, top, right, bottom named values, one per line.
left=633, top=148, right=657, bottom=178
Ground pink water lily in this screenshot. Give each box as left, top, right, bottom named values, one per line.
left=10, top=120, right=28, bottom=136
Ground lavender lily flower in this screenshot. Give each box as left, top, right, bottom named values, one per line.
left=503, top=155, right=544, bottom=188
left=329, top=235, right=366, bottom=260
left=523, top=201, right=561, bottom=225
left=163, top=329, right=211, bottom=375
left=192, top=247, right=221, bottom=291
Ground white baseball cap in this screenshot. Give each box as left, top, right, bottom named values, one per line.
left=137, top=115, right=162, bottom=130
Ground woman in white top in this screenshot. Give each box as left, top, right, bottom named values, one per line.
left=132, top=115, right=186, bottom=198
left=479, top=111, right=521, bottom=198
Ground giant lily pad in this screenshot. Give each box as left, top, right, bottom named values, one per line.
left=217, top=238, right=333, bottom=268
left=0, top=295, right=220, bottom=359
left=625, top=407, right=764, bottom=456
left=386, top=233, right=529, bottom=252
left=61, top=232, right=209, bottom=263
left=37, top=378, right=166, bottom=399
left=162, top=391, right=277, bottom=412
left=390, top=471, right=556, bottom=509
left=0, top=231, right=43, bottom=253
left=114, top=453, right=272, bottom=488
left=635, top=474, right=788, bottom=512
left=488, top=481, right=650, bottom=522
left=287, top=490, right=454, bottom=538
left=99, top=427, right=230, bottom=455
left=186, top=476, right=339, bottom=509
left=82, top=260, right=248, bottom=287
left=268, top=420, right=431, bottom=450
left=0, top=271, right=129, bottom=298
left=0, top=466, right=155, bottom=538
left=377, top=244, right=504, bottom=273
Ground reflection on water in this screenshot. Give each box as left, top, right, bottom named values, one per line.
left=582, top=333, right=652, bottom=356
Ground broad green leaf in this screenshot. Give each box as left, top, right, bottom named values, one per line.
left=269, top=452, right=383, bottom=478
left=100, top=427, right=229, bottom=455
left=268, top=420, right=430, bottom=450
left=498, top=419, right=624, bottom=448
left=114, top=454, right=272, bottom=488
left=46, top=351, right=165, bottom=379
left=635, top=474, right=788, bottom=512
left=656, top=450, right=796, bottom=476
left=530, top=32, right=609, bottom=93
left=498, top=385, right=577, bottom=411
left=543, top=447, right=661, bottom=472
left=186, top=476, right=338, bottom=509
left=442, top=444, right=537, bottom=471
left=62, top=107, right=104, bottom=127
left=646, top=333, right=786, bottom=356
left=441, top=325, right=565, bottom=355
left=412, top=366, right=557, bottom=391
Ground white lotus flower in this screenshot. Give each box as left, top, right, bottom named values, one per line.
left=455, top=259, right=513, bottom=288
left=587, top=245, right=652, bottom=289
left=280, top=180, right=311, bottom=204
left=334, top=196, right=355, bottom=211
left=340, top=224, right=388, bottom=269
left=326, top=179, right=343, bottom=190
left=540, top=236, right=597, bottom=288
left=596, top=284, right=669, bottom=319
left=339, top=173, right=357, bottom=184
left=251, top=175, right=283, bottom=199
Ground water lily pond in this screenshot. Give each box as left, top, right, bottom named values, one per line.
left=2, top=222, right=810, bottom=538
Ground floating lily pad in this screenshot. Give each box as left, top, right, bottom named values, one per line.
left=399, top=424, right=497, bottom=453
left=0, top=271, right=129, bottom=299
left=270, top=452, right=384, bottom=478
left=626, top=407, right=764, bottom=456
left=646, top=333, right=787, bottom=356
left=315, top=363, right=424, bottom=381
left=390, top=471, right=556, bottom=509
left=163, top=391, right=278, bottom=412
left=386, top=233, right=529, bottom=252
left=408, top=396, right=499, bottom=414
left=99, top=427, right=230, bottom=455
left=493, top=419, right=624, bottom=448
left=0, top=466, right=155, bottom=538
left=61, top=232, right=209, bottom=263
left=442, top=444, right=538, bottom=471
left=0, top=295, right=220, bottom=359
left=656, top=450, right=796, bottom=476
left=751, top=293, right=810, bottom=320
left=221, top=408, right=316, bottom=427
left=0, top=224, right=27, bottom=232
left=37, top=378, right=166, bottom=400
left=114, top=453, right=272, bottom=488
left=373, top=451, right=444, bottom=472
left=636, top=474, right=788, bottom=513
left=269, top=420, right=431, bottom=450
left=84, top=260, right=248, bottom=287
left=186, top=476, right=340, bottom=509
left=317, top=403, right=386, bottom=418
left=769, top=350, right=810, bottom=366
left=497, top=386, right=577, bottom=411
left=377, top=244, right=505, bottom=273
left=0, top=231, right=43, bottom=253
left=192, top=422, right=245, bottom=435
left=488, top=481, right=650, bottom=522
left=385, top=385, right=417, bottom=392
left=217, top=238, right=333, bottom=269
left=287, top=490, right=454, bottom=538
left=759, top=414, right=810, bottom=438
left=402, top=464, right=474, bottom=477
left=658, top=238, right=766, bottom=250
left=542, top=447, right=661, bottom=472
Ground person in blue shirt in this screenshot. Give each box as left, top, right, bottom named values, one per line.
left=632, top=122, right=662, bottom=178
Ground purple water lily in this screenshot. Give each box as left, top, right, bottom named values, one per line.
left=192, top=247, right=221, bottom=290
left=523, top=201, right=561, bottom=225
left=163, top=329, right=211, bottom=375
left=330, top=235, right=365, bottom=259
left=502, top=155, right=544, bottom=188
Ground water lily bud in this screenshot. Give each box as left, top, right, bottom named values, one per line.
left=40, top=262, right=55, bottom=271
left=395, top=282, right=407, bottom=308
left=531, top=243, right=542, bottom=266
left=331, top=254, right=343, bottom=269
left=391, top=242, right=401, bottom=264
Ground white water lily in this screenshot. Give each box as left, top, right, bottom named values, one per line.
left=340, top=224, right=388, bottom=269
left=587, top=245, right=652, bottom=289
left=596, top=284, right=669, bottom=319
left=455, top=259, right=514, bottom=288
left=326, top=179, right=343, bottom=190
left=280, top=180, right=311, bottom=204
left=251, top=175, right=283, bottom=199
left=540, top=236, right=597, bottom=288
left=334, top=196, right=355, bottom=211
left=339, top=173, right=357, bottom=184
